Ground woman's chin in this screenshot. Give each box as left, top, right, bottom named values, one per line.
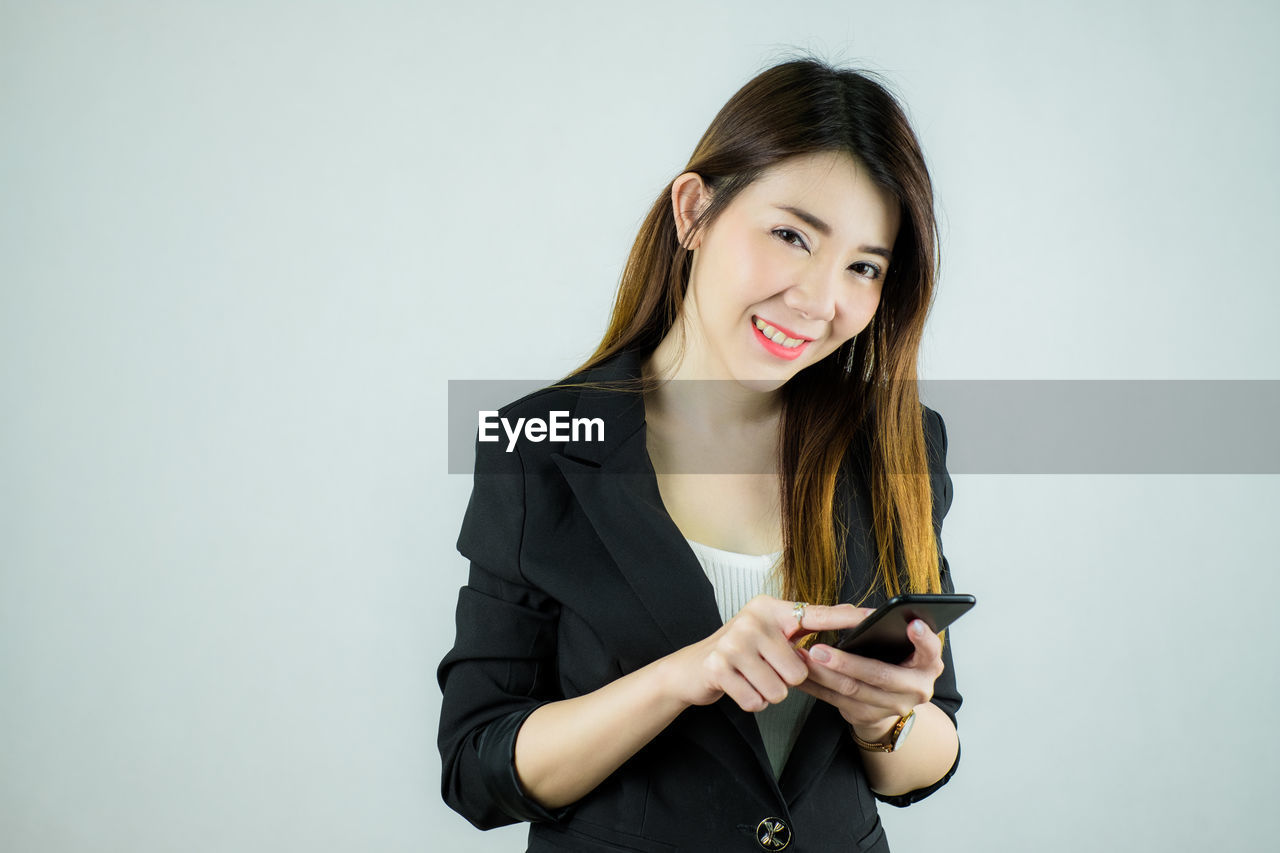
left=734, top=374, right=791, bottom=394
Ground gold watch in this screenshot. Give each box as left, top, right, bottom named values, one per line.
left=852, top=710, right=916, bottom=752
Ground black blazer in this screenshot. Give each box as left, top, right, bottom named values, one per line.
left=437, top=348, right=962, bottom=853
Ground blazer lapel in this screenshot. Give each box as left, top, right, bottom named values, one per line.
left=549, top=348, right=724, bottom=652
left=548, top=349, right=780, bottom=785
left=550, top=443, right=724, bottom=655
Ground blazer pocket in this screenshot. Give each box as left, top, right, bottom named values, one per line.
left=856, top=815, right=890, bottom=852
left=530, top=818, right=677, bottom=852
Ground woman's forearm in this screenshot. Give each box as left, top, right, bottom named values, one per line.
left=513, top=598, right=875, bottom=809
left=855, top=700, right=959, bottom=797
left=513, top=655, right=690, bottom=810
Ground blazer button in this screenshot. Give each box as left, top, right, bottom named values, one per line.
left=755, top=817, right=792, bottom=850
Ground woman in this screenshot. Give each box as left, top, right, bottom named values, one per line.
left=438, top=57, right=962, bottom=852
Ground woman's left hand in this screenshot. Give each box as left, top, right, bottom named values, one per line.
left=795, top=614, right=946, bottom=742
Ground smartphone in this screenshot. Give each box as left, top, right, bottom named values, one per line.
left=831, top=593, right=976, bottom=664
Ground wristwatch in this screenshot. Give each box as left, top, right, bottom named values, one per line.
left=852, top=709, right=915, bottom=752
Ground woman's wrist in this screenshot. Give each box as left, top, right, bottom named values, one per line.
left=850, top=714, right=903, bottom=746
left=653, top=648, right=700, bottom=712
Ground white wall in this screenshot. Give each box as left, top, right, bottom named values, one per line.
left=2, top=1, right=1277, bottom=850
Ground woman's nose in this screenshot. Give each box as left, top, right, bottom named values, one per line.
left=783, top=268, right=838, bottom=322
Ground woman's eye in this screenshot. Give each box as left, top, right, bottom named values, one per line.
left=850, top=261, right=883, bottom=280
left=773, top=228, right=808, bottom=250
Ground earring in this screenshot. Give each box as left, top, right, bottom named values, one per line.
left=843, top=337, right=859, bottom=372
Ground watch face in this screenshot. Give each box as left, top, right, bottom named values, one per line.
left=894, top=713, right=916, bottom=748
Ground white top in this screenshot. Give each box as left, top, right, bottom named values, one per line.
left=683, top=538, right=816, bottom=779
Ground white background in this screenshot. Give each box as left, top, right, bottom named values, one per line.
left=3, top=1, right=1278, bottom=850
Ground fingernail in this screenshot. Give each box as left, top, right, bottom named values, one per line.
left=912, top=620, right=926, bottom=636
left=811, top=646, right=831, bottom=663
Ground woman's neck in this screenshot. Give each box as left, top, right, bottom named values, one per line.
left=642, top=324, right=783, bottom=436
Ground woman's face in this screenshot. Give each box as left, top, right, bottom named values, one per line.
left=673, top=150, right=900, bottom=391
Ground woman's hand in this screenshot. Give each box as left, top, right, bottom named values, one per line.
left=659, top=596, right=869, bottom=713
left=795, top=616, right=946, bottom=742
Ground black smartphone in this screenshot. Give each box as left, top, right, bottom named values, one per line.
left=831, top=594, right=976, bottom=664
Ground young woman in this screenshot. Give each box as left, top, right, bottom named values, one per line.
left=438, top=57, right=962, bottom=852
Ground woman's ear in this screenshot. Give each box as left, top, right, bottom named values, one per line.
left=670, top=172, right=712, bottom=250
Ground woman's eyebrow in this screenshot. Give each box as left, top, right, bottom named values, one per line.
left=773, top=204, right=893, bottom=260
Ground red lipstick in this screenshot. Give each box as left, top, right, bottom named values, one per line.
left=751, top=315, right=811, bottom=361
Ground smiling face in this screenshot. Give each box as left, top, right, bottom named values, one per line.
left=669, top=150, right=901, bottom=391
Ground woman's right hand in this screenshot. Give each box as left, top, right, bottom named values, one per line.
left=510, top=596, right=871, bottom=810
left=660, top=596, right=873, bottom=712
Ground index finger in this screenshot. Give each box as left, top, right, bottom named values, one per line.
left=790, top=603, right=874, bottom=639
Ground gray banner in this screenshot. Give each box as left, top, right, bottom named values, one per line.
left=447, top=379, right=1280, bottom=474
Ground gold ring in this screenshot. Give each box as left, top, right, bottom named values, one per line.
left=792, top=601, right=808, bottom=629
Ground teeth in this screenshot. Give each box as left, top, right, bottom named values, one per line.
left=753, top=317, right=805, bottom=348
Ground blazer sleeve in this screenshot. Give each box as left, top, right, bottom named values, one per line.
left=874, top=405, right=965, bottom=808
left=436, top=432, right=571, bottom=830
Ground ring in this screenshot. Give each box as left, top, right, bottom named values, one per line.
left=792, top=601, right=808, bottom=629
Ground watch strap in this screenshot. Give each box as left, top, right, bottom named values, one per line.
left=852, top=709, right=915, bottom=752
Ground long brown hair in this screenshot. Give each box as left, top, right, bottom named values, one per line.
left=558, top=57, right=946, bottom=622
